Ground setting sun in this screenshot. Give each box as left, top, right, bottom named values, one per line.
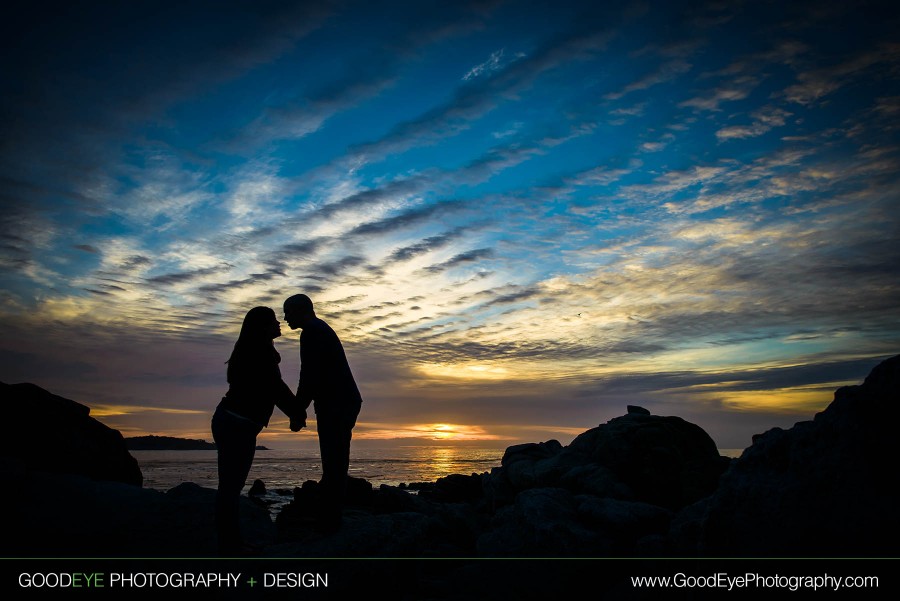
left=412, top=423, right=498, bottom=441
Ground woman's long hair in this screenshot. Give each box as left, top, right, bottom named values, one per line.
left=226, top=306, right=280, bottom=382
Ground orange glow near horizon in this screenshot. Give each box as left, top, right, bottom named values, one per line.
left=692, top=382, right=852, bottom=414
left=95, top=379, right=850, bottom=448
left=100, top=414, right=518, bottom=445
left=90, top=405, right=208, bottom=418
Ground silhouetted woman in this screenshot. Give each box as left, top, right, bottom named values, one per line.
left=211, top=306, right=300, bottom=555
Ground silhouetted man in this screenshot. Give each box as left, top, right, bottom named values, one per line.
left=283, top=293, right=362, bottom=532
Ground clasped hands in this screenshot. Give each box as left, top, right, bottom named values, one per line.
left=290, top=410, right=307, bottom=432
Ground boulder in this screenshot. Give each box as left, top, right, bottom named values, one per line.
left=477, top=487, right=608, bottom=556
left=248, top=478, right=267, bottom=496
left=1, top=472, right=272, bottom=556
left=1, top=382, right=142, bottom=486
left=567, top=412, right=729, bottom=510
left=699, top=354, right=900, bottom=556
left=418, top=472, right=485, bottom=503
left=484, top=409, right=728, bottom=511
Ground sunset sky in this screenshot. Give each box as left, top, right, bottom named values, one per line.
left=1, top=0, right=898, bottom=451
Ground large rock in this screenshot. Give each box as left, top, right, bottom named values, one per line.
left=477, top=487, right=609, bottom=557
left=1, top=462, right=273, bottom=556
left=699, top=354, right=900, bottom=556
left=484, top=406, right=729, bottom=512
left=567, top=411, right=730, bottom=510
left=462, top=407, right=732, bottom=557
left=0, top=381, right=273, bottom=557
left=1, top=382, right=142, bottom=486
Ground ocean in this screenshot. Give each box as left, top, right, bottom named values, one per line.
left=133, top=446, right=746, bottom=494
left=132, top=446, right=508, bottom=493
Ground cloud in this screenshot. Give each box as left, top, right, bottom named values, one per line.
left=679, top=76, right=759, bottom=111
left=232, top=77, right=396, bottom=150
left=716, top=106, right=793, bottom=140
left=348, top=199, right=472, bottom=238
left=583, top=355, right=885, bottom=397
left=341, top=23, right=613, bottom=166
left=463, top=48, right=509, bottom=80
left=303, top=176, right=428, bottom=225
left=782, top=43, right=900, bottom=105
left=384, top=227, right=471, bottom=264
left=145, top=265, right=231, bottom=286
left=197, top=270, right=284, bottom=295
left=229, top=1, right=500, bottom=149
left=0, top=1, right=334, bottom=212
left=640, top=133, right=676, bottom=153
left=480, top=287, right=542, bottom=309
left=281, top=120, right=590, bottom=245
left=422, top=248, right=495, bottom=274
left=0, top=214, right=50, bottom=273
left=605, top=59, right=693, bottom=100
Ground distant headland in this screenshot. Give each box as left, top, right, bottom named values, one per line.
left=125, top=435, right=269, bottom=451
left=125, top=435, right=215, bottom=450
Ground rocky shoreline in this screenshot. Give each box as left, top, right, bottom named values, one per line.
left=3, top=354, right=898, bottom=564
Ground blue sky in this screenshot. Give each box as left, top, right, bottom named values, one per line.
left=1, top=0, right=898, bottom=449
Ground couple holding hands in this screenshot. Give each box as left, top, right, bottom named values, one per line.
left=211, top=293, right=362, bottom=555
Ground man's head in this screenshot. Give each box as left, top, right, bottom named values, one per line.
left=283, top=293, right=315, bottom=329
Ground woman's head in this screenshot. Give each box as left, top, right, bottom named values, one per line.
left=238, top=306, right=282, bottom=342
left=227, top=306, right=282, bottom=372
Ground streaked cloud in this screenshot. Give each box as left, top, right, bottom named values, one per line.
left=1, top=0, right=897, bottom=451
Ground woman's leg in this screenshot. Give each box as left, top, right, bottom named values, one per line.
left=212, top=409, right=258, bottom=554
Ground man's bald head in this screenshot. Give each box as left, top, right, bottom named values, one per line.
left=283, top=294, right=315, bottom=329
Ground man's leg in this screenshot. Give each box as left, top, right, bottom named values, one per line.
left=316, top=411, right=353, bottom=531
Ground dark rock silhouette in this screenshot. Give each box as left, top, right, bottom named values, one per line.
left=272, top=356, right=900, bottom=558
left=694, top=353, right=900, bottom=556
left=1, top=381, right=142, bottom=486
left=484, top=406, right=730, bottom=512
left=2, top=472, right=273, bottom=556
left=248, top=478, right=267, bottom=496
left=269, top=404, right=730, bottom=557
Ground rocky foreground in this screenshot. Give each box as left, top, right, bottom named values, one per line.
left=2, top=354, right=898, bottom=563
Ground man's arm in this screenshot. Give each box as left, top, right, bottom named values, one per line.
left=274, top=379, right=306, bottom=430
left=296, top=328, right=319, bottom=409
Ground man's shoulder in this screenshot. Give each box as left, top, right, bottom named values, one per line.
left=303, top=318, right=338, bottom=339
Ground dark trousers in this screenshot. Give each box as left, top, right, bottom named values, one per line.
left=211, top=406, right=261, bottom=553
left=315, top=403, right=360, bottom=526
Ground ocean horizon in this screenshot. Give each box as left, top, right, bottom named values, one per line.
left=132, top=446, right=746, bottom=493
